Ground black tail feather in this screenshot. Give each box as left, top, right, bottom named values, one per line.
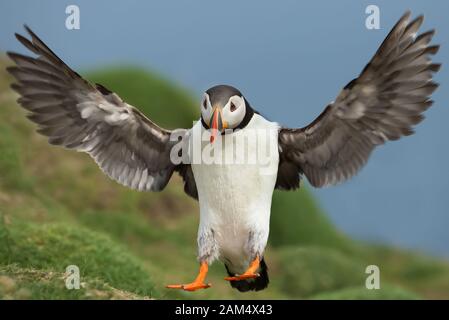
left=225, top=258, right=269, bottom=292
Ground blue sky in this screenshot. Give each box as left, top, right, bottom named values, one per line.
left=1, top=1, right=448, bottom=256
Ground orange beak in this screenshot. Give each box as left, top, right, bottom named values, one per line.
left=209, top=107, right=226, bottom=143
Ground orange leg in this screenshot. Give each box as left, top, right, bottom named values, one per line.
left=224, top=256, right=260, bottom=281
left=166, top=261, right=211, bottom=292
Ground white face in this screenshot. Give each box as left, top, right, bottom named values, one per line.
left=201, top=93, right=246, bottom=130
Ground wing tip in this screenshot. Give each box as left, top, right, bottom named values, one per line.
left=426, top=44, right=440, bottom=55
left=430, top=63, right=442, bottom=72
left=6, top=50, right=16, bottom=60
left=23, top=24, right=34, bottom=37
left=5, top=65, right=18, bottom=77
left=402, top=10, right=412, bottom=21
left=397, top=10, right=412, bottom=27
left=10, top=82, right=21, bottom=94
left=406, top=14, right=424, bottom=31
left=414, top=14, right=424, bottom=24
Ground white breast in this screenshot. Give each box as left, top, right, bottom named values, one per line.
left=189, top=114, right=279, bottom=270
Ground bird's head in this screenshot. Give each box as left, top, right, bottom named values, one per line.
left=201, top=85, right=248, bottom=143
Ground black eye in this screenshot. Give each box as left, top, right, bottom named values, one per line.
left=230, top=102, right=237, bottom=112
left=203, top=99, right=207, bottom=109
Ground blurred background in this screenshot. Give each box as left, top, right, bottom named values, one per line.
left=0, top=0, right=448, bottom=299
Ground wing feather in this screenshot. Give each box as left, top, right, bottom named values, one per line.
left=8, top=26, right=198, bottom=197
left=277, top=11, right=440, bottom=189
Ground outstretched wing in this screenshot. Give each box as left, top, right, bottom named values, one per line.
left=277, top=11, right=440, bottom=189
left=7, top=26, right=197, bottom=196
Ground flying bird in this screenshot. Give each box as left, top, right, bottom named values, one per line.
left=7, top=11, right=440, bottom=292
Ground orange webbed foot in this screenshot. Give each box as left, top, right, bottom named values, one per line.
left=166, top=261, right=211, bottom=292
left=224, top=255, right=261, bottom=282
left=224, top=273, right=260, bottom=281
left=166, top=282, right=211, bottom=291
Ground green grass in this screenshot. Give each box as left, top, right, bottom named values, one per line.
left=270, top=189, right=352, bottom=251
left=0, top=221, right=157, bottom=297
left=0, top=115, right=31, bottom=191
left=0, top=265, right=149, bottom=299
left=1, top=57, right=449, bottom=299
left=277, top=246, right=366, bottom=298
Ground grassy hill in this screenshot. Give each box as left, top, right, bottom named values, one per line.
left=1, top=58, right=449, bottom=299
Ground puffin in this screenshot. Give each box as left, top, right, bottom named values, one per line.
left=7, top=11, right=440, bottom=292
